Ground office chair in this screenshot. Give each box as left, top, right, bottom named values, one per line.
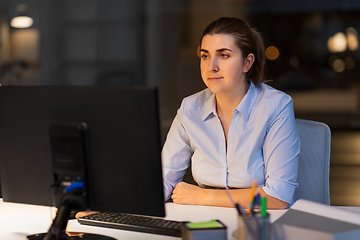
left=293, top=119, right=331, bottom=205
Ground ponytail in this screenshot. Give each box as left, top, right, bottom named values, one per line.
left=248, top=28, right=267, bottom=85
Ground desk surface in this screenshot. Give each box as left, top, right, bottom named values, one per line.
left=2, top=199, right=359, bottom=240
left=0, top=198, right=288, bottom=240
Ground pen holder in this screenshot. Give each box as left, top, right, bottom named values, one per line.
left=236, top=214, right=272, bottom=240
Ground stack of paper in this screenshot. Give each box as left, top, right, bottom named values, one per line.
left=273, top=199, right=360, bottom=240
left=182, top=220, right=227, bottom=240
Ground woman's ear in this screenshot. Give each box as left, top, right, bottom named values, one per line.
left=197, top=46, right=201, bottom=58
left=243, top=53, right=255, bottom=73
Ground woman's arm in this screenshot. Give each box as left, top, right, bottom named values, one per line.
left=162, top=103, right=194, bottom=200
left=171, top=182, right=288, bottom=209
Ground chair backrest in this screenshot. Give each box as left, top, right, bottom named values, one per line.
left=293, top=119, right=331, bottom=205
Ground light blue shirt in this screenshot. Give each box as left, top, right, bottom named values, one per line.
left=162, top=82, right=300, bottom=204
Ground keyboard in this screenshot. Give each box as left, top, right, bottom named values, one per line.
left=77, top=212, right=183, bottom=237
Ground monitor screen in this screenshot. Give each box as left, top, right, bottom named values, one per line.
left=0, top=86, right=165, bottom=217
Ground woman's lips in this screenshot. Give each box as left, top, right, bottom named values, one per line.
left=208, top=77, right=223, bottom=81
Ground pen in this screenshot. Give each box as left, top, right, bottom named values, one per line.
left=250, top=196, right=256, bottom=216
left=260, top=196, right=267, bottom=217
left=225, top=189, right=245, bottom=215
left=256, top=193, right=261, bottom=206
left=250, top=193, right=261, bottom=216
left=246, top=180, right=257, bottom=215
left=260, top=197, right=268, bottom=240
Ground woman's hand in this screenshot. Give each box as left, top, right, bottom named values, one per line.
left=171, top=182, right=207, bottom=205
left=75, top=211, right=98, bottom=219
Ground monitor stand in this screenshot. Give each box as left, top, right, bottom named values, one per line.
left=27, top=199, right=115, bottom=240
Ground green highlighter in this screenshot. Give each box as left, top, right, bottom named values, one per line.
left=182, top=220, right=227, bottom=240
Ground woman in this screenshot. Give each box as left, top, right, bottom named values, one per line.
left=162, top=17, right=300, bottom=209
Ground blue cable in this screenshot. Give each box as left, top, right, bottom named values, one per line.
left=64, top=181, right=84, bottom=193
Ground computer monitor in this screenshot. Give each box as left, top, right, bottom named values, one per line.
left=0, top=86, right=165, bottom=231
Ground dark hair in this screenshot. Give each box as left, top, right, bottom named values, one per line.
left=200, top=17, right=267, bottom=86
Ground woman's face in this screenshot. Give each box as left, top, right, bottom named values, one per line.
left=200, top=34, right=253, bottom=96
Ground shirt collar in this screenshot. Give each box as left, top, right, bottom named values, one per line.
left=202, top=81, right=260, bottom=122
left=202, top=92, right=216, bottom=121
left=234, top=81, right=259, bottom=122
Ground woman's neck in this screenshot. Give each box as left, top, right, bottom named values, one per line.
left=215, top=80, right=250, bottom=115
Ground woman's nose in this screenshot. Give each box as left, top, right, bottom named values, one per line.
left=208, top=58, right=219, bottom=72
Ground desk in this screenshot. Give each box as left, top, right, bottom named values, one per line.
left=0, top=198, right=289, bottom=240
left=4, top=199, right=360, bottom=240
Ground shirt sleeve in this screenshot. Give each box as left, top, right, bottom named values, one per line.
left=161, top=103, right=193, bottom=201
left=261, top=99, right=300, bottom=204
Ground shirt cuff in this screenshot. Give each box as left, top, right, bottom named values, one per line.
left=262, top=177, right=298, bottom=204
left=163, top=181, right=173, bottom=201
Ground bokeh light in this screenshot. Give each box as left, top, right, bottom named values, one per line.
left=328, top=55, right=338, bottom=66
left=10, top=16, right=33, bottom=28
left=265, top=46, right=280, bottom=60
left=332, top=59, right=345, bottom=72
left=327, top=32, right=347, bottom=53
left=346, top=27, right=358, bottom=51
left=345, top=57, right=355, bottom=70
left=289, top=56, right=299, bottom=68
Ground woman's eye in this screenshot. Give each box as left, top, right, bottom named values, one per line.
left=201, top=55, right=208, bottom=60
left=220, top=53, right=229, bottom=59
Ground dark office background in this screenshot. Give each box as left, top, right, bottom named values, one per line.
left=1, top=0, right=360, bottom=206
